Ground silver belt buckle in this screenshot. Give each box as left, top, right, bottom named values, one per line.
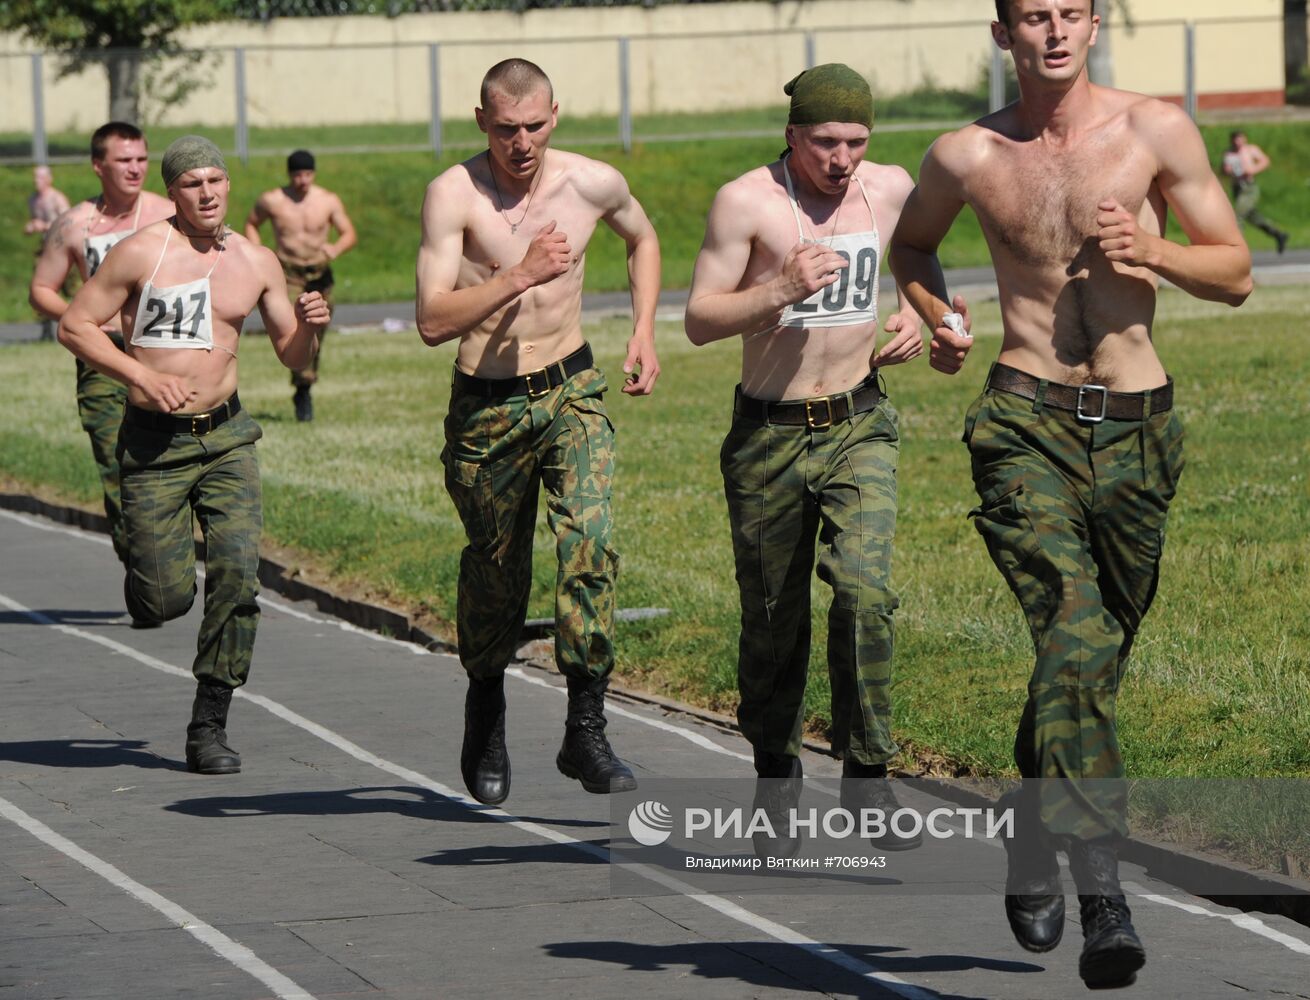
left=1076, top=384, right=1108, bottom=423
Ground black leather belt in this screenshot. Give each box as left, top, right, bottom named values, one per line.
left=124, top=393, right=241, bottom=436
left=452, top=344, right=593, bottom=399
left=735, top=374, right=884, bottom=428
left=987, top=364, right=1172, bottom=423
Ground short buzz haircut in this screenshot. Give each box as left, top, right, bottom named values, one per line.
left=995, top=0, right=1097, bottom=26
left=91, top=121, right=144, bottom=161
left=480, top=58, right=553, bottom=107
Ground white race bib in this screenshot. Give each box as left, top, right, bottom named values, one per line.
left=130, top=276, right=215, bottom=351
left=84, top=231, right=130, bottom=277
left=779, top=231, right=881, bottom=329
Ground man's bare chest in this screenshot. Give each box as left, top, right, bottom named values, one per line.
left=463, top=194, right=599, bottom=268
left=972, top=141, right=1155, bottom=265
left=272, top=201, right=330, bottom=236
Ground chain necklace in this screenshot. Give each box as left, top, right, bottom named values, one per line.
left=487, top=150, right=545, bottom=234
left=86, top=193, right=142, bottom=238
left=785, top=155, right=845, bottom=245
left=173, top=216, right=229, bottom=245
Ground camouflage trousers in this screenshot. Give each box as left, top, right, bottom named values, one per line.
left=964, top=369, right=1185, bottom=839
left=118, top=406, right=264, bottom=689
left=442, top=362, right=618, bottom=683
left=75, top=353, right=129, bottom=564
left=1233, top=181, right=1287, bottom=243
left=721, top=383, right=901, bottom=765
left=284, top=263, right=333, bottom=387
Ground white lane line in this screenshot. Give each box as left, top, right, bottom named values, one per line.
left=0, top=794, right=316, bottom=1000
left=1123, top=882, right=1310, bottom=957
left=0, top=590, right=936, bottom=1000
left=7, top=507, right=1309, bottom=959
left=0, top=507, right=113, bottom=545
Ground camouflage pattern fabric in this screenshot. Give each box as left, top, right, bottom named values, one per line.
left=283, top=262, right=333, bottom=387
left=1233, top=181, right=1286, bottom=243
left=118, top=409, right=264, bottom=689
left=964, top=371, right=1185, bottom=839
left=720, top=388, right=901, bottom=765
left=75, top=345, right=129, bottom=564
left=442, top=363, right=618, bottom=683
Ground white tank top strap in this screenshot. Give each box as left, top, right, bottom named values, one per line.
left=203, top=237, right=222, bottom=279
left=782, top=156, right=808, bottom=241
left=146, top=224, right=172, bottom=286
left=852, top=174, right=878, bottom=243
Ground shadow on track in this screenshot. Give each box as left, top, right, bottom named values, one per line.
left=0, top=739, right=180, bottom=770
left=543, top=938, right=1041, bottom=999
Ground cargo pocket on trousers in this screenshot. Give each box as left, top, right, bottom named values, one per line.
left=444, top=455, right=497, bottom=551
left=969, top=483, right=1052, bottom=638
left=567, top=396, right=615, bottom=490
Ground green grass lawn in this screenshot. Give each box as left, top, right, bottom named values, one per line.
left=2, top=285, right=1306, bottom=792
left=4, top=118, right=1309, bottom=324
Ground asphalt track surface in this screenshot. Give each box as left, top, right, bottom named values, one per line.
left=2, top=508, right=1310, bottom=999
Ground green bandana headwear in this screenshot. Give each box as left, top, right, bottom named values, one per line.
left=161, top=135, right=227, bottom=188
left=784, top=63, right=873, bottom=129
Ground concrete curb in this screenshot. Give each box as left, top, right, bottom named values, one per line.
left=3, top=487, right=1308, bottom=929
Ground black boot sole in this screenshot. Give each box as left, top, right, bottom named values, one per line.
left=186, top=758, right=241, bottom=775
left=556, top=754, right=637, bottom=794
left=1079, top=941, right=1146, bottom=989
left=1005, top=895, right=1066, bottom=953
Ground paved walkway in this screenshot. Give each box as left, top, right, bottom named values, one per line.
left=2, top=506, right=1309, bottom=999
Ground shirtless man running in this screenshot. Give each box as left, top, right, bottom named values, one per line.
left=416, top=58, right=660, bottom=806
left=25, top=165, right=70, bottom=340
left=30, top=123, right=174, bottom=563
left=25, top=165, right=70, bottom=236
left=59, top=135, right=328, bottom=776
left=245, top=149, right=356, bottom=421
left=685, top=64, right=948, bottom=859
left=889, top=1, right=1251, bottom=987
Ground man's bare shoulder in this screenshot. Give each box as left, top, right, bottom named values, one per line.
left=858, top=160, right=914, bottom=200
left=716, top=163, right=783, bottom=206
left=552, top=150, right=631, bottom=206
left=932, top=116, right=1010, bottom=173
left=426, top=156, right=480, bottom=200
left=312, top=184, right=345, bottom=205
left=1119, top=90, right=1199, bottom=143
left=226, top=231, right=280, bottom=275
left=140, top=191, right=176, bottom=224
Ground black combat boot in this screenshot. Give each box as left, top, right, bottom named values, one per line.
left=293, top=385, right=313, bottom=422
left=839, top=758, right=923, bottom=851
left=185, top=681, right=241, bottom=774
left=999, top=787, right=1065, bottom=952
left=1068, top=838, right=1146, bottom=988
left=460, top=674, right=510, bottom=805
left=556, top=677, right=637, bottom=794
left=751, top=750, right=804, bottom=861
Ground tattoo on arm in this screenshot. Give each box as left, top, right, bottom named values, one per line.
left=48, top=216, right=70, bottom=250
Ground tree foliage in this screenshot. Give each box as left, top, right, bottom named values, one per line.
left=0, top=1, right=234, bottom=123
left=0, top=1, right=232, bottom=49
